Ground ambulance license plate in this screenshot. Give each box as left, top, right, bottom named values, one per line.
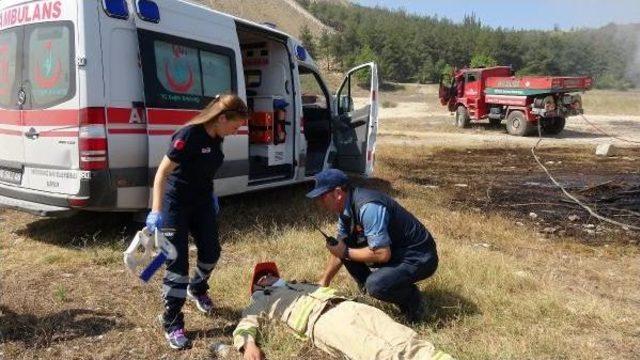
left=0, top=167, right=23, bottom=185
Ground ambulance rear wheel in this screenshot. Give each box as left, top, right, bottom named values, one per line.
left=506, top=110, right=534, bottom=136
left=455, top=106, right=470, bottom=128
left=542, top=117, right=566, bottom=135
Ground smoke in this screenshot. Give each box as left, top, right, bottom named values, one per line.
left=620, top=25, right=640, bottom=88
left=631, top=31, right=640, bottom=88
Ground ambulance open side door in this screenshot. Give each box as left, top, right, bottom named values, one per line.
left=132, top=1, right=246, bottom=197
left=333, top=62, right=378, bottom=177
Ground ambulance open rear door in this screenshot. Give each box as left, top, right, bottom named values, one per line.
left=333, top=62, right=379, bottom=177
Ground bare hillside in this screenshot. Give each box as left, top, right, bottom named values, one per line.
left=189, top=0, right=334, bottom=38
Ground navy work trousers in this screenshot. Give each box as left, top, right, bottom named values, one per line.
left=343, top=251, right=438, bottom=310
left=160, top=190, right=220, bottom=332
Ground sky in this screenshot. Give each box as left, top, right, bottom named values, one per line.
left=354, top=0, right=640, bottom=30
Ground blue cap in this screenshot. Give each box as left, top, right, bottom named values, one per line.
left=306, top=169, right=349, bottom=199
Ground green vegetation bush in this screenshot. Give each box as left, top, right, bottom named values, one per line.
left=297, top=1, right=638, bottom=89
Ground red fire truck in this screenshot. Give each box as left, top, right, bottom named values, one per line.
left=439, top=66, right=593, bottom=136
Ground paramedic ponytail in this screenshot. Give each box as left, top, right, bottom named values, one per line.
left=187, top=94, right=249, bottom=127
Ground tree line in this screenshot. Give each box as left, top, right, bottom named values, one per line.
left=297, top=1, right=639, bottom=90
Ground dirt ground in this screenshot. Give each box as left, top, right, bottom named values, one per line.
left=375, top=84, right=640, bottom=149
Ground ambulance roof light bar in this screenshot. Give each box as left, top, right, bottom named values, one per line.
left=102, top=0, right=129, bottom=20
left=136, top=0, right=160, bottom=23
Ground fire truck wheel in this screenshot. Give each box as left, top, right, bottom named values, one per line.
left=455, top=106, right=470, bottom=128
left=542, top=117, right=566, bottom=135
left=506, top=110, right=533, bottom=136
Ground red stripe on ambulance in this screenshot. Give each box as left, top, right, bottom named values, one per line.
left=0, top=109, right=21, bottom=126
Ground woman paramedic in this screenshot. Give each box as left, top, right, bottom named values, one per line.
left=145, top=94, right=249, bottom=350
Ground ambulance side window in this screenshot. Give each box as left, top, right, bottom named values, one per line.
left=0, top=28, right=19, bottom=109
left=138, top=29, right=237, bottom=109
left=201, top=51, right=232, bottom=97
left=24, top=22, right=75, bottom=109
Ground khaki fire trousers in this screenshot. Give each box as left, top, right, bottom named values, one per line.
left=312, top=301, right=453, bottom=360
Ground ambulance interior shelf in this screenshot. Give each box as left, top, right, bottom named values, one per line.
left=247, top=96, right=293, bottom=182
left=238, top=30, right=295, bottom=183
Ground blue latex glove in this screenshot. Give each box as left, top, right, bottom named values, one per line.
left=213, top=195, right=220, bottom=216
left=146, top=211, right=163, bottom=233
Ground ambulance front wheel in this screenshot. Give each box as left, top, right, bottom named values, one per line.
left=455, top=106, right=470, bottom=128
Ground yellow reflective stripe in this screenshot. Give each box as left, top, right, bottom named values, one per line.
left=294, top=298, right=316, bottom=331
left=291, top=296, right=317, bottom=332
left=310, top=287, right=338, bottom=301
left=233, top=327, right=257, bottom=338
left=432, top=351, right=452, bottom=360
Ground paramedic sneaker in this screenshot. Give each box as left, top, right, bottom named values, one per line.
left=187, top=289, right=214, bottom=314
left=165, top=328, right=191, bottom=350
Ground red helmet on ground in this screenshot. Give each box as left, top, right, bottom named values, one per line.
left=250, top=262, right=280, bottom=294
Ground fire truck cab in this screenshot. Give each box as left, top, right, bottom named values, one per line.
left=0, top=0, right=379, bottom=216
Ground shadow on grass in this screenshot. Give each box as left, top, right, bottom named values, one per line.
left=186, top=306, right=241, bottom=338
left=0, top=307, right=130, bottom=347
left=421, top=289, right=480, bottom=329
left=380, top=82, right=406, bottom=92
left=14, top=176, right=396, bottom=248
left=14, top=212, right=137, bottom=249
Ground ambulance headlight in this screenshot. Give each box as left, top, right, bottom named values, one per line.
left=136, top=0, right=160, bottom=23
left=102, top=0, right=129, bottom=19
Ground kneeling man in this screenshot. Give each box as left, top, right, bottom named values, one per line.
left=307, top=169, right=439, bottom=321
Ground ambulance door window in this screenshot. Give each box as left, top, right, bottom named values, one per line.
left=334, top=64, right=375, bottom=174
left=153, top=40, right=203, bottom=99
left=24, top=22, right=75, bottom=109
left=201, top=51, right=232, bottom=96
left=138, top=30, right=237, bottom=110
left=0, top=28, right=20, bottom=109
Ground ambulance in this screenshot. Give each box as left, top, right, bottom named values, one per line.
left=0, top=0, right=379, bottom=216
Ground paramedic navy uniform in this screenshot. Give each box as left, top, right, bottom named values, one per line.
left=339, top=187, right=438, bottom=312
left=161, top=123, right=224, bottom=333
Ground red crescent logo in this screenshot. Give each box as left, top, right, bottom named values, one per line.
left=33, top=59, right=62, bottom=89
left=164, top=61, right=194, bottom=93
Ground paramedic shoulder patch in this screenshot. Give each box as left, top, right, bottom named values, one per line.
left=173, top=139, right=186, bottom=151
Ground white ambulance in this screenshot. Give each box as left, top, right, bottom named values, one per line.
left=0, top=0, right=379, bottom=216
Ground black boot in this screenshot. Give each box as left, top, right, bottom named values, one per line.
left=399, top=287, right=426, bottom=323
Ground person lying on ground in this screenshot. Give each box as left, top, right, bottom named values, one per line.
left=233, top=262, right=454, bottom=360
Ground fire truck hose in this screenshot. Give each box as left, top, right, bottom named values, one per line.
left=579, top=114, right=640, bottom=144
left=531, top=122, right=640, bottom=231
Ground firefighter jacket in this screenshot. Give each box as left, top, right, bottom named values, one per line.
left=232, top=282, right=345, bottom=351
